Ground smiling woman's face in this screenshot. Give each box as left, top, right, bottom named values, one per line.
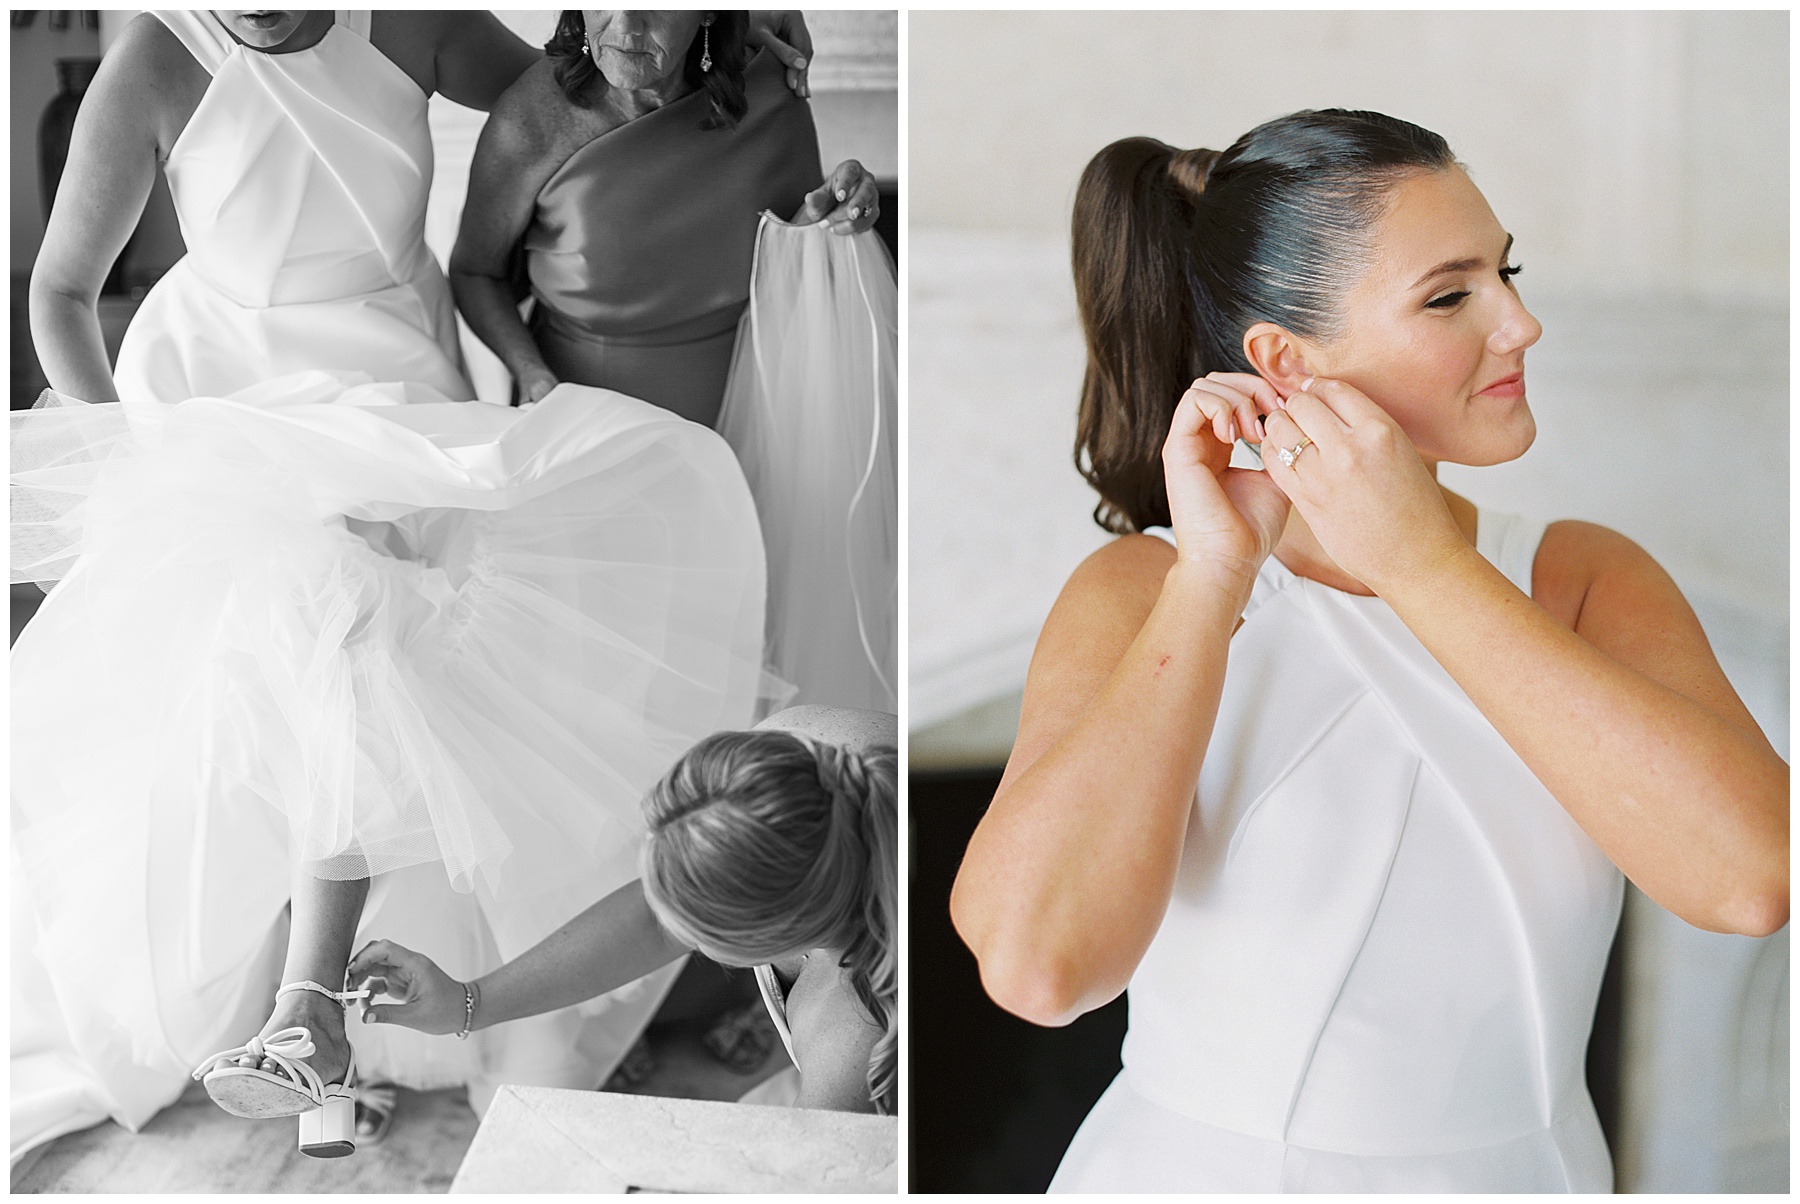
left=1302, top=167, right=1543, bottom=467
left=581, top=11, right=706, bottom=92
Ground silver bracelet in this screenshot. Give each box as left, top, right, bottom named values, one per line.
left=456, top=979, right=476, bottom=1040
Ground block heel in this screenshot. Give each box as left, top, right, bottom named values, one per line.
left=299, top=1092, right=357, bottom=1159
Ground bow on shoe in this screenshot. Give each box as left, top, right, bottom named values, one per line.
left=192, top=1026, right=329, bottom=1100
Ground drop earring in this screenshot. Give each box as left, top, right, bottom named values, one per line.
left=700, top=21, right=712, bottom=73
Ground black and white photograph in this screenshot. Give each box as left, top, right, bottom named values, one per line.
left=909, top=9, right=1787, bottom=1195
left=12, top=8, right=896, bottom=1193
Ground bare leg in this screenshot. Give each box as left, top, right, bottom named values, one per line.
left=237, top=870, right=368, bottom=1087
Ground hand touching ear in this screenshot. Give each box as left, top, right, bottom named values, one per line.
left=1260, top=377, right=1468, bottom=595
left=1166, top=376, right=1290, bottom=586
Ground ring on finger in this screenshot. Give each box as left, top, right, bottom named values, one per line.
left=1275, top=436, right=1312, bottom=468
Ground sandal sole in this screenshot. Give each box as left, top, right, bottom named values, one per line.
left=203, top=1068, right=321, bottom=1119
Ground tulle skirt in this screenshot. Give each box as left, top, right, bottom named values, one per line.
left=717, top=216, right=897, bottom=712
left=11, top=373, right=767, bottom=1150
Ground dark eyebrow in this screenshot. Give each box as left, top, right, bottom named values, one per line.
left=1411, top=233, right=1514, bottom=290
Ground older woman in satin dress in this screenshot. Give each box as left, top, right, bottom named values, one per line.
left=450, top=10, right=880, bottom=423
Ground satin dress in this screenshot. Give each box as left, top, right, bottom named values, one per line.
left=523, top=48, right=820, bottom=426
left=1049, top=510, right=1624, bottom=1193
left=11, top=10, right=766, bottom=1159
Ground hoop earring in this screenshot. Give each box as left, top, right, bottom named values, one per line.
left=700, top=23, right=712, bottom=73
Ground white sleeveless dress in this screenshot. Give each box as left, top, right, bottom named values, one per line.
left=1049, top=510, right=1624, bottom=1193
left=11, top=11, right=766, bottom=1157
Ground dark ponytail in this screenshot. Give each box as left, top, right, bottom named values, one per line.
left=1072, top=110, right=1457, bottom=533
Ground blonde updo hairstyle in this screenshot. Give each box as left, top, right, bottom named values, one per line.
left=640, top=729, right=898, bottom=1114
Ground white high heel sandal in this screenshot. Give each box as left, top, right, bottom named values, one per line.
left=191, top=979, right=370, bottom=1158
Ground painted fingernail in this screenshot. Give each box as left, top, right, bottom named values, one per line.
left=817, top=219, right=832, bottom=229
left=794, top=56, right=807, bottom=68
left=1300, top=377, right=1316, bottom=392
left=837, top=189, right=847, bottom=202
left=849, top=206, right=860, bottom=219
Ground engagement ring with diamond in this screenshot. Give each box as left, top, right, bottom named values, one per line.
left=1277, top=437, right=1312, bottom=468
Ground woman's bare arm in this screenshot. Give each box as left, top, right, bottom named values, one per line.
left=349, top=879, right=688, bottom=1034
left=949, top=536, right=1244, bottom=1026
left=1386, top=520, right=1788, bottom=936
left=371, top=11, right=539, bottom=110
left=427, top=11, right=541, bottom=111
left=1257, top=376, right=1787, bottom=937
left=448, top=67, right=565, bottom=404
left=950, top=384, right=1288, bottom=1028
left=29, top=16, right=189, bottom=402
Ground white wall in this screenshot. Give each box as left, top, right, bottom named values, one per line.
left=911, top=10, right=1787, bottom=304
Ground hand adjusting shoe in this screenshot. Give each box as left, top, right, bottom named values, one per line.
left=191, top=979, right=369, bottom=1158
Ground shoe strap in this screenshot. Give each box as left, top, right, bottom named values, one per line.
left=277, top=979, right=371, bottom=1006
left=190, top=1024, right=355, bottom=1098
left=190, top=1027, right=325, bottom=1100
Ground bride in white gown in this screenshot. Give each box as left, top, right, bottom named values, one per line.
left=13, top=9, right=771, bottom=1161
left=948, top=112, right=1787, bottom=1192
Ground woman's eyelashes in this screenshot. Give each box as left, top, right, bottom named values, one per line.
left=1425, top=262, right=1523, bottom=310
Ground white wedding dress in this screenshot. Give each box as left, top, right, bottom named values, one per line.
left=717, top=216, right=897, bottom=713
left=11, top=10, right=765, bottom=1160
left=1049, top=510, right=1624, bottom=1193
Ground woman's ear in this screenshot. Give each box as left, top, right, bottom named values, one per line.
left=1242, top=323, right=1313, bottom=395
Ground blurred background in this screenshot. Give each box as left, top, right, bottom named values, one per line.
left=908, top=10, right=1787, bottom=1194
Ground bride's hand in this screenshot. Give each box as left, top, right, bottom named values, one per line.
left=1261, top=376, right=1470, bottom=594
left=1166, top=374, right=1290, bottom=594
left=346, top=939, right=468, bottom=1035
left=793, top=160, right=880, bottom=235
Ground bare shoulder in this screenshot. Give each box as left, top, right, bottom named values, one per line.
left=87, top=15, right=208, bottom=154
left=1000, top=534, right=1177, bottom=783
left=1534, top=519, right=1766, bottom=737
left=1532, top=519, right=1660, bottom=631
left=483, top=59, right=580, bottom=159
left=786, top=956, right=883, bottom=1114
left=758, top=706, right=897, bottom=751
left=1049, top=533, right=1177, bottom=641
left=109, top=11, right=196, bottom=71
